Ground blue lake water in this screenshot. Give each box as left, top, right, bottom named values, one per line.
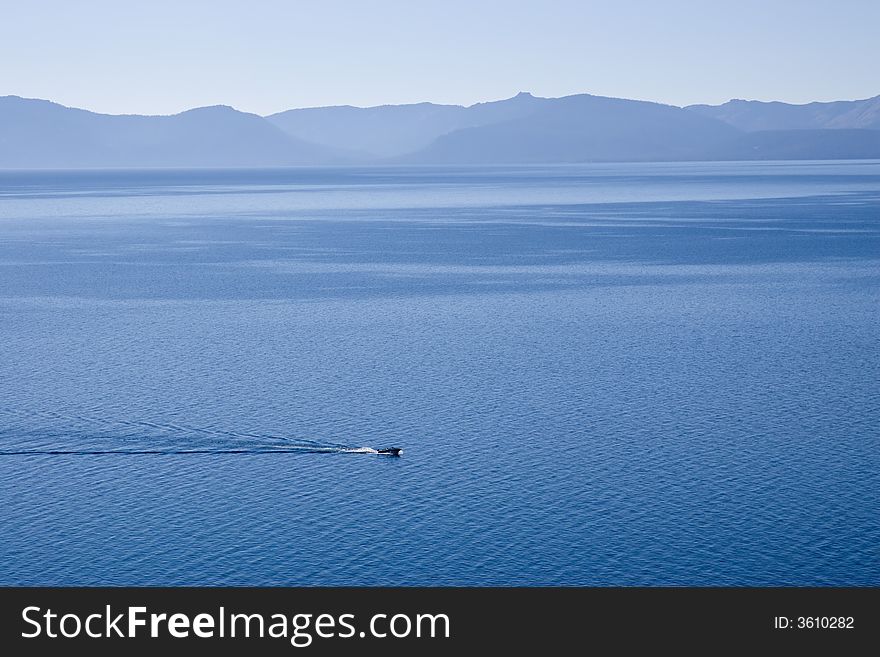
left=0, top=161, right=878, bottom=585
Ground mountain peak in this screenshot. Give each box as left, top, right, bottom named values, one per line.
left=179, top=104, right=240, bottom=115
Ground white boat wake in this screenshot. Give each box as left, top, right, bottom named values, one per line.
left=0, top=407, right=402, bottom=456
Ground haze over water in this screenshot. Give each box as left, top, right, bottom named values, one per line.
left=0, top=161, right=878, bottom=585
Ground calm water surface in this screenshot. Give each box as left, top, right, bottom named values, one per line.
left=0, top=162, right=878, bottom=585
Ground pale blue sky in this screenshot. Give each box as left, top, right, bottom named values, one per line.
left=2, top=0, right=878, bottom=115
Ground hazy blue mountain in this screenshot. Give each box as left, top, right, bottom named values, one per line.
left=687, top=96, right=880, bottom=131
left=0, top=96, right=342, bottom=168
left=698, top=129, right=880, bottom=161
left=267, top=92, right=546, bottom=158
left=404, top=93, right=741, bottom=163
left=4, top=92, right=880, bottom=168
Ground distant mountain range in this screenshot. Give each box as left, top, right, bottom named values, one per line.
left=399, top=93, right=741, bottom=164
left=687, top=96, right=880, bottom=132
left=0, top=96, right=340, bottom=168
left=2, top=92, right=879, bottom=168
left=267, top=91, right=545, bottom=158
